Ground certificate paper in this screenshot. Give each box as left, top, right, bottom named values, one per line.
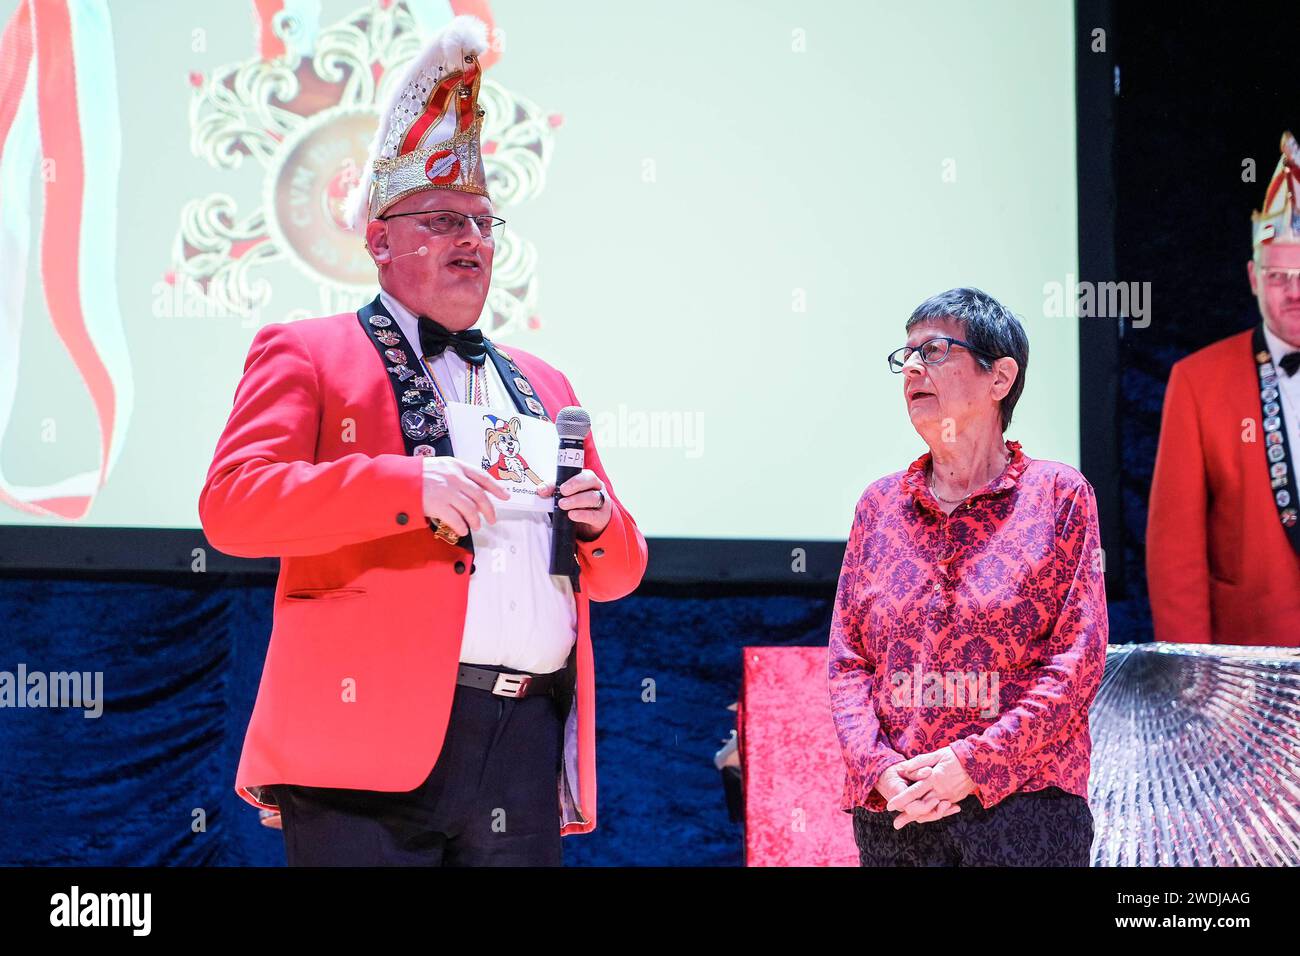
left=444, top=402, right=558, bottom=513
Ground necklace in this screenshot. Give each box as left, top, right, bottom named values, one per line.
left=928, top=449, right=1011, bottom=504
left=422, top=351, right=489, bottom=407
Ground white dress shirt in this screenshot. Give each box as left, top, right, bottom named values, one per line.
left=1262, top=321, right=1300, bottom=461
left=380, top=290, right=577, bottom=674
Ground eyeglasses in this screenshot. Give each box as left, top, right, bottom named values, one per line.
left=379, top=209, right=507, bottom=239
left=887, top=336, right=999, bottom=372
left=1259, top=266, right=1300, bottom=289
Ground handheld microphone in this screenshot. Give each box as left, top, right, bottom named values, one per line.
left=549, top=406, right=591, bottom=577
left=390, top=245, right=429, bottom=263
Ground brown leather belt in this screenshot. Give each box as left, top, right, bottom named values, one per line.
left=455, top=663, right=563, bottom=699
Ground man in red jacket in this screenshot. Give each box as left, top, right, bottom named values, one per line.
left=199, top=15, right=647, bottom=865
left=1147, top=132, right=1300, bottom=646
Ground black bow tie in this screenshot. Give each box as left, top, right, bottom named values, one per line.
left=418, top=316, right=487, bottom=367
left=1281, top=351, right=1300, bottom=377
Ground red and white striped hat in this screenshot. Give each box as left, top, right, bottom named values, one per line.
left=1252, top=132, right=1300, bottom=248
left=348, top=14, right=490, bottom=230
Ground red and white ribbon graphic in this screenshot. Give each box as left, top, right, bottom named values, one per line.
left=0, top=0, right=131, bottom=520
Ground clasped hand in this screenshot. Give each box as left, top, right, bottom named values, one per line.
left=875, top=746, right=977, bottom=829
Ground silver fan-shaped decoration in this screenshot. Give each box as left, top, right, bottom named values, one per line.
left=1089, top=642, right=1300, bottom=866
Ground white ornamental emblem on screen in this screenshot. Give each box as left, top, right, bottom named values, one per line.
left=170, top=1, right=559, bottom=335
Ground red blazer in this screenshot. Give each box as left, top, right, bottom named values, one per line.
left=199, top=310, right=648, bottom=835
left=1147, top=328, right=1300, bottom=646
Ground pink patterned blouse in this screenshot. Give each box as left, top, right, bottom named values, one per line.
left=828, top=440, right=1108, bottom=813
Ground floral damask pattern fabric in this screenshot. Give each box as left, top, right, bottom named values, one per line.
left=828, top=441, right=1108, bottom=813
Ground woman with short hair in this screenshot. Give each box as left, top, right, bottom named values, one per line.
left=828, top=287, right=1107, bottom=867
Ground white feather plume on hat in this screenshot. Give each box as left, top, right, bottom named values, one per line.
left=1252, top=131, right=1300, bottom=248
left=346, top=14, right=490, bottom=233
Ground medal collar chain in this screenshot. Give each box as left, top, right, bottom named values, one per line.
left=379, top=290, right=489, bottom=408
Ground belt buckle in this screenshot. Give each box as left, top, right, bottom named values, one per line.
left=492, top=672, right=531, bottom=698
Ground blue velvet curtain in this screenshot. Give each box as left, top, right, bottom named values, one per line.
left=0, top=573, right=829, bottom=865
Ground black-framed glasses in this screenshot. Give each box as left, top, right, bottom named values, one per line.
left=887, top=336, right=999, bottom=372
left=378, top=209, right=507, bottom=239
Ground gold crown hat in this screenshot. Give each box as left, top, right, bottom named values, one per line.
left=348, top=14, right=490, bottom=231
left=1252, top=132, right=1300, bottom=248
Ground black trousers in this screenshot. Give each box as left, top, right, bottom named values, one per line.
left=852, top=786, right=1094, bottom=867
left=270, top=681, right=565, bottom=866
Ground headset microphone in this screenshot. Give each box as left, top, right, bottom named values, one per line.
left=390, top=245, right=429, bottom=263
